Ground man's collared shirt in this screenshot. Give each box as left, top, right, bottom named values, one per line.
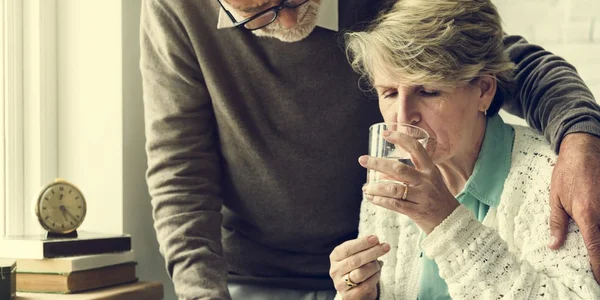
left=217, top=0, right=339, bottom=32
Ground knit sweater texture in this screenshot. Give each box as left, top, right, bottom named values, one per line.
left=139, top=0, right=600, bottom=298
left=351, top=126, right=600, bottom=299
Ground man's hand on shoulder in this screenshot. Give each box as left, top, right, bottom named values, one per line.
left=549, top=132, right=600, bottom=283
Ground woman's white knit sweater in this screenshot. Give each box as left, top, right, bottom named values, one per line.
left=351, top=125, right=600, bottom=299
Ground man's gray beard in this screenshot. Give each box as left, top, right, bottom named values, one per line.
left=252, top=0, right=321, bottom=43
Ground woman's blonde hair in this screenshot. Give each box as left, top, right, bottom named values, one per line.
left=345, top=0, right=515, bottom=114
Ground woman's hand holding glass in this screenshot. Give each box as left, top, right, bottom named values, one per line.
left=329, top=235, right=389, bottom=299
left=360, top=130, right=460, bottom=234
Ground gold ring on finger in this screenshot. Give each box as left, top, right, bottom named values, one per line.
left=401, top=183, right=409, bottom=200
left=343, top=273, right=358, bottom=289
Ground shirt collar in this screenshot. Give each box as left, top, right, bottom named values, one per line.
left=456, top=114, right=515, bottom=208
left=217, top=0, right=339, bottom=32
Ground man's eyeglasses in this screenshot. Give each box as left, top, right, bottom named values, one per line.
left=216, top=0, right=309, bottom=31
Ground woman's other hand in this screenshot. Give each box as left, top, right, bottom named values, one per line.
left=329, top=235, right=389, bottom=299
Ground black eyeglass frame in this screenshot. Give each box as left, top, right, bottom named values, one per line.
left=216, top=0, right=310, bottom=31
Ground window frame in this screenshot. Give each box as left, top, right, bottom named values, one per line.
left=2, top=0, right=57, bottom=237
left=3, top=0, right=25, bottom=237
left=0, top=0, right=6, bottom=237
left=22, top=0, right=58, bottom=236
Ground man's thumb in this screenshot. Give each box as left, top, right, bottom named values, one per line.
left=548, top=200, right=569, bottom=249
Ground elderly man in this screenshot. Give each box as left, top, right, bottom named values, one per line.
left=140, top=1, right=600, bottom=299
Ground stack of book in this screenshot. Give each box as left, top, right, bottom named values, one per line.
left=0, top=232, right=139, bottom=295
left=15, top=281, right=163, bottom=300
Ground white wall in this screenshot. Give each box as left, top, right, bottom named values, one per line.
left=57, top=0, right=124, bottom=234
left=494, top=0, right=600, bottom=125
left=56, top=0, right=175, bottom=299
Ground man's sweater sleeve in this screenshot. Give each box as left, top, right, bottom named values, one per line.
left=140, top=1, right=230, bottom=299
left=501, top=35, right=600, bottom=152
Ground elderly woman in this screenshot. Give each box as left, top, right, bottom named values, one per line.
left=328, top=0, right=600, bottom=299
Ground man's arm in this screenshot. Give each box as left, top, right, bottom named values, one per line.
left=140, top=1, right=230, bottom=299
left=501, top=34, right=600, bottom=283
left=501, top=34, right=600, bottom=150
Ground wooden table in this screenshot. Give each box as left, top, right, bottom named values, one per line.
left=15, top=281, right=163, bottom=300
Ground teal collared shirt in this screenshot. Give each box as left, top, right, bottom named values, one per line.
left=417, top=115, right=515, bottom=300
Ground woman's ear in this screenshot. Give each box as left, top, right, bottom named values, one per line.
left=477, top=75, right=497, bottom=112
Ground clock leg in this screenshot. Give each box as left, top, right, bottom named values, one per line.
left=46, top=230, right=78, bottom=239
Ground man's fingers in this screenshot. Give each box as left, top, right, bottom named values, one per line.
left=548, top=196, right=569, bottom=249
left=330, top=235, right=380, bottom=262
left=580, top=222, right=600, bottom=283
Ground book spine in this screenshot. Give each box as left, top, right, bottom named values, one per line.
left=43, top=238, right=131, bottom=258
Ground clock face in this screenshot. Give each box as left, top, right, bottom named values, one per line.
left=36, top=182, right=87, bottom=233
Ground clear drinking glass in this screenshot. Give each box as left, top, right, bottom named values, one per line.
left=365, top=123, right=429, bottom=188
